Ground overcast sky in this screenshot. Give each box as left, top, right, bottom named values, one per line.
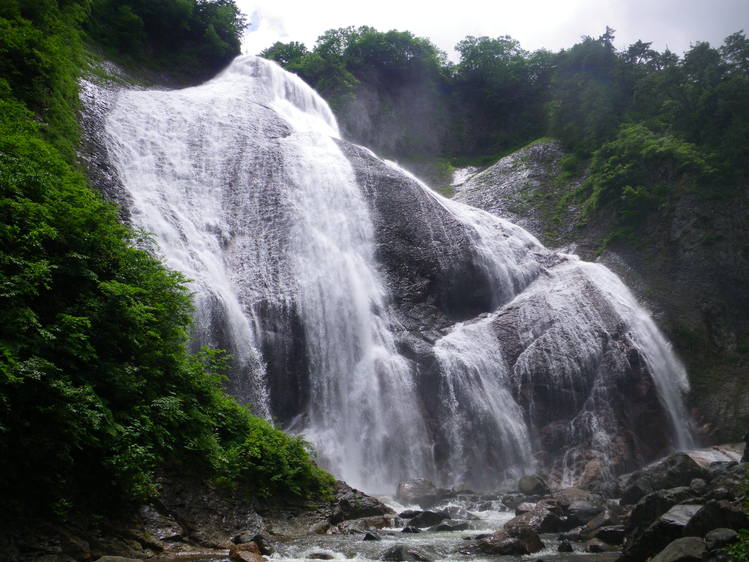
left=237, top=0, right=749, bottom=61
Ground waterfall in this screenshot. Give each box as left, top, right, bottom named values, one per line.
left=101, top=55, right=692, bottom=492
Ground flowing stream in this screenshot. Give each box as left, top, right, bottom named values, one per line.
left=102, top=55, right=692, bottom=493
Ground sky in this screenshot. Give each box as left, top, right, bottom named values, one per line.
left=237, top=0, right=749, bottom=61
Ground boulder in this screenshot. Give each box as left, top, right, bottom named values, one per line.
left=705, top=528, right=738, bottom=550
left=379, top=544, right=432, bottom=561
left=683, top=500, right=748, bottom=536
left=401, top=526, right=421, bottom=533
left=594, top=525, right=625, bottom=545
left=625, top=487, right=694, bottom=538
left=363, top=531, right=382, bottom=541
left=585, top=538, right=614, bottom=553
left=620, top=504, right=702, bottom=562
left=518, top=475, right=550, bottom=496
left=232, top=533, right=273, bottom=555
left=689, top=478, right=707, bottom=495
left=441, top=506, right=479, bottom=520
left=619, top=453, right=708, bottom=505
left=331, top=482, right=395, bottom=523
left=407, top=510, right=450, bottom=528
left=395, top=479, right=452, bottom=508
left=336, top=515, right=398, bottom=533
left=472, top=528, right=543, bottom=555
left=568, top=500, right=605, bottom=524
left=502, top=493, right=526, bottom=509
left=651, top=536, right=706, bottom=562
left=428, top=520, right=470, bottom=532
left=398, top=510, right=421, bottom=519
left=308, top=553, right=335, bottom=560
left=558, top=540, right=574, bottom=552
left=229, top=542, right=266, bottom=562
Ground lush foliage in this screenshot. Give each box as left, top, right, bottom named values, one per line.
left=87, top=0, right=246, bottom=81
left=0, top=0, right=332, bottom=524
left=581, top=123, right=712, bottom=234
left=726, top=470, right=749, bottom=560
left=262, top=27, right=749, bottom=194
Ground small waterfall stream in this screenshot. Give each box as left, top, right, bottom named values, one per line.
left=102, top=55, right=692, bottom=493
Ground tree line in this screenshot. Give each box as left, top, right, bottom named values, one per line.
left=262, top=26, right=749, bottom=203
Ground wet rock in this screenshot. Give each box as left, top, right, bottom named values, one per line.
left=689, top=478, right=707, bottom=495
left=309, top=521, right=331, bottom=535
left=229, top=542, right=265, bottom=562
left=363, top=531, right=382, bottom=541
left=407, top=510, right=450, bottom=528
left=568, top=500, right=605, bottom=524
left=331, top=482, right=395, bottom=523
left=428, top=520, right=470, bottom=532
left=515, top=502, right=537, bottom=514
left=94, top=558, right=142, bottom=562
left=619, top=453, right=708, bottom=505
left=558, top=540, right=574, bottom=552
left=471, top=527, right=543, bottom=555
left=585, top=538, right=614, bottom=553
left=139, top=505, right=183, bottom=542
left=308, top=553, right=335, bottom=560
left=232, top=532, right=272, bottom=555
left=620, top=503, right=702, bottom=562
left=518, top=475, right=550, bottom=496
left=502, top=493, right=526, bottom=509
left=651, top=536, right=706, bottom=562
left=684, top=500, right=748, bottom=536
left=594, top=525, right=625, bottom=545
left=398, top=510, right=421, bottom=519
left=395, top=479, right=452, bottom=509
left=401, top=526, right=421, bottom=533
left=336, top=515, right=398, bottom=533
left=379, top=544, right=432, bottom=561
left=441, top=505, right=479, bottom=520
left=705, top=528, right=738, bottom=550
left=625, top=487, right=694, bottom=538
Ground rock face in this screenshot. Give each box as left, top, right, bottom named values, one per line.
left=455, top=139, right=749, bottom=444
left=84, top=56, right=693, bottom=492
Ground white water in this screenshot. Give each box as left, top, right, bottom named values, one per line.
left=102, top=55, right=692, bottom=492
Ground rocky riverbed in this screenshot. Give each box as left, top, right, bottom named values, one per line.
left=17, top=447, right=742, bottom=562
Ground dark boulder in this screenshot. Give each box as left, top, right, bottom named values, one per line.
left=428, top=520, right=470, bottom=532
left=471, top=528, right=543, bottom=555
left=401, top=526, right=421, bottom=533
left=651, top=536, right=706, bottom=562
left=518, top=475, right=550, bottom=496
left=558, top=540, right=574, bottom=552
left=379, top=544, right=432, bottom=561
left=619, top=454, right=708, bottom=505
left=683, top=500, right=748, bottom=536
left=620, top=503, right=702, bottom=562
left=625, top=487, right=694, bottom=539
left=568, top=500, right=605, bottom=525
left=398, top=510, right=421, bottom=519
left=331, top=482, right=394, bottom=524
left=363, top=531, right=382, bottom=541
left=395, top=479, right=451, bottom=509
left=594, top=525, right=625, bottom=545
left=705, top=528, right=738, bottom=550
left=408, top=510, right=450, bottom=528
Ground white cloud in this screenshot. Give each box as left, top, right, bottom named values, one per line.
left=237, top=0, right=749, bottom=60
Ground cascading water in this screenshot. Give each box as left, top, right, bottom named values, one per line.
left=101, top=55, right=692, bottom=492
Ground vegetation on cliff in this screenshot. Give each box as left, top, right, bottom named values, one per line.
left=262, top=26, right=748, bottom=193
left=0, top=0, right=332, bottom=526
